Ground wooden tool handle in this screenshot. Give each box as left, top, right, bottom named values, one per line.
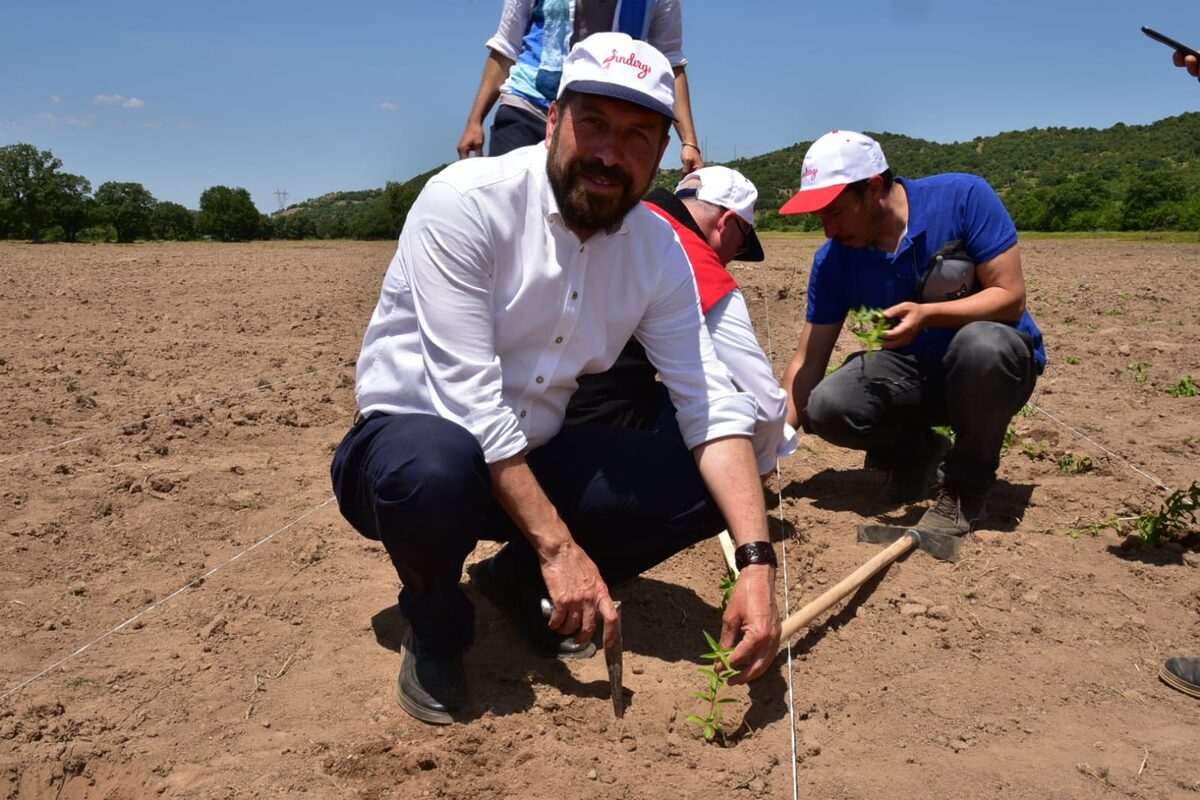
left=779, top=534, right=917, bottom=645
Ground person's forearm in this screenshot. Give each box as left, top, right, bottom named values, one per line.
left=671, top=68, right=702, bottom=168
left=910, top=284, right=1026, bottom=327
left=488, top=453, right=574, bottom=560
left=465, top=51, right=514, bottom=128
left=692, top=436, right=769, bottom=545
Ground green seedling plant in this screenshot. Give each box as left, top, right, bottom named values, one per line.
left=1167, top=374, right=1196, bottom=398
left=846, top=306, right=892, bottom=355
left=717, top=574, right=737, bottom=612
left=1057, top=452, right=1093, bottom=475
left=686, top=630, right=741, bottom=743
left=1020, top=441, right=1048, bottom=461
left=1065, top=355, right=1080, bottom=365
left=1068, top=481, right=1200, bottom=547
left=1127, top=361, right=1149, bottom=384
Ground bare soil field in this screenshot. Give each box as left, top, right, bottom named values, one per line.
left=1, top=237, right=1198, bottom=800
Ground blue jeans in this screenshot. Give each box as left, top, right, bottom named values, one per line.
left=330, top=413, right=723, bottom=655
left=805, top=321, right=1038, bottom=498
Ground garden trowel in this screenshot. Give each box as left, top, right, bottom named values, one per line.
left=541, top=598, right=624, bottom=718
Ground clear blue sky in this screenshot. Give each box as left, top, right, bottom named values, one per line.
left=3, top=1, right=1197, bottom=212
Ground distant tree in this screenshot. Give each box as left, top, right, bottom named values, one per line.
left=150, top=201, right=196, bottom=241
left=93, top=181, right=156, bottom=243
left=52, top=172, right=93, bottom=242
left=1121, top=171, right=1189, bottom=230
left=0, top=143, right=91, bottom=241
left=197, top=185, right=260, bottom=241
left=279, top=212, right=317, bottom=240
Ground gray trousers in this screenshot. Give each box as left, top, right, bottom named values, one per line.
left=806, top=321, right=1039, bottom=498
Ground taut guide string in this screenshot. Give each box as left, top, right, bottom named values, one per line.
left=762, top=289, right=801, bottom=800
left=0, top=498, right=336, bottom=704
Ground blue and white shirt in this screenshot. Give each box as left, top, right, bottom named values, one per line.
left=486, top=0, right=684, bottom=119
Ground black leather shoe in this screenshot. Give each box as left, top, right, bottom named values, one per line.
left=1160, top=656, right=1200, bottom=699
left=469, top=556, right=597, bottom=660
left=396, top=628, right=467, bottom=725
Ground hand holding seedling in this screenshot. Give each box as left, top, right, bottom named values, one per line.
left=878, top=301, right=927, bottom=348
left=718, top=564, right=780, bottom=684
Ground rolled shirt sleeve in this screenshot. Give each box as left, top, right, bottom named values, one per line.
left=485, top=0, right=533, bottom=61
left=704, top=290, right=798, bottom=474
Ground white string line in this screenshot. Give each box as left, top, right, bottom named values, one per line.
left=1027, top=401, right=1172, bottom=493
left=0, top=497, right=336, bottom=705
left=762, top=289, right=800, bottom=800
left=0, top=360, right=355, bottom=467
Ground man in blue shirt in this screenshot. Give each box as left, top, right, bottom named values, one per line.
left=779, top=130, right=1045, bottom=535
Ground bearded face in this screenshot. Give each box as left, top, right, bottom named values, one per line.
left=545, top=95, right=667, bottom=235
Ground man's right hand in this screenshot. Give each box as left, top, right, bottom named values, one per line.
left=539, top=540, right=619, bottom=648
left=457, top=122, right=486, bottom=159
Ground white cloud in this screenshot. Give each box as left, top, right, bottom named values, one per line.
left=38, top=112, right=56, bottom=122
left=50, top=95, right=61, bottom=104
left=93, top=93, right=146, bottom=109
left=65, top=115, right=95, bottom=127
left=376, top=101, right=400, bottom=111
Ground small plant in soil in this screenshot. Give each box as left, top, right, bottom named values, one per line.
left=1126, top=361, right=1149, bottom=384
left=1069, top=481, right=1200, bottom=548
left=1057, top=452, right=1093, bottom=475
left=1166, top=374, right=1196, bottom=398
left=846, top=306, right=892, bottom=355
left=686, top=630, right=741, bottom=743
left=1065, top=355, right=1080, bottom=365
left=1020, top=441, right=1048, bottom=461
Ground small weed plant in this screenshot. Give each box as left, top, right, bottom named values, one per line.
left=1127, top=361, right=1149, bottom=384
left=686, top=630, right=741, bottom=743
left=1020, top=441, right=1048, bottom=461
left=1057, top=452, right=1093, bottom=475
left=1065, top=355, right=1080, bottom=365
left=1167, top=375, right=1196, bottom=398
left=846, top=306, right=892, bottom=355
left=1068, top=481, right=1200, bottom=547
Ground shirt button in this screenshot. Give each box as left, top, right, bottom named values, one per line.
left=519, top=410, right=527, bottom=418
left=570, top=291, right=578, bottom=300
left=554, top=336, right=563, bottom=344
left=535, top=376, right=544, bottom=384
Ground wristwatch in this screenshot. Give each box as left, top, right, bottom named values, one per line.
left=734, top=541, right=777, bottom=570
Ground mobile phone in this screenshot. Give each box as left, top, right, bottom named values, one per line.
left=1141, top=26, right=1200, bottom=58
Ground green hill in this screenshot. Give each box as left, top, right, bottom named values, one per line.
left=655, top=112, right=1200, bottom=232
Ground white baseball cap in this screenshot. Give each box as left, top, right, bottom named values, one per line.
left=779, top=130, right=889, bottom=214
left=557, top=32, right=676, bottom=121
left=675, top=166, right=764, bottom=261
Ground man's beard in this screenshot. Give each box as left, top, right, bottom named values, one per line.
left=547, top=127, right=647, bottom=233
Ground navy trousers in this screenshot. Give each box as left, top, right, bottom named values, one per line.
left=488, top=105, right=547, bottom=157
left=330, top=413, right=724, bottom=655
left=805, top=321, right=1038, bottom=498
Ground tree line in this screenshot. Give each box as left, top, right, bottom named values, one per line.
left=4, top=112, right=1199, bottom=243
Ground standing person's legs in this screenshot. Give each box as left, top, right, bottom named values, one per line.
left=488, top=105, right=548, bottom=156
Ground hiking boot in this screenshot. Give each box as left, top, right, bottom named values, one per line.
left=916, top=482, right=986, bottom=536
left=880, top=430, right=952, bottom=505
left=396, top=628, right=467, bottom=725
left=1160, top=656, right=1200, bottom=699
left=468, top=556, right=597, bottom=660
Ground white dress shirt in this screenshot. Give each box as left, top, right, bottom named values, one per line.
left=356, top=144, right=756, bottom=464
left=704, top=289, right=799, bottom=474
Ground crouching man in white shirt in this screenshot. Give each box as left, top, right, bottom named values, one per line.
left=331, top=32, right=781, bottom=725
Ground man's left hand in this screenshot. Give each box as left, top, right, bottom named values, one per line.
left=881, top=302, right=926, bottom=348
left=719, top=564, right=780, bottom=684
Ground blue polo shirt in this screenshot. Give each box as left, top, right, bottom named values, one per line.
left=806, top=173, right=1046, bottom=371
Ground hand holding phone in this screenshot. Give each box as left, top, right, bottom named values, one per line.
left=1141, top=26, right=1200, bottom=58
